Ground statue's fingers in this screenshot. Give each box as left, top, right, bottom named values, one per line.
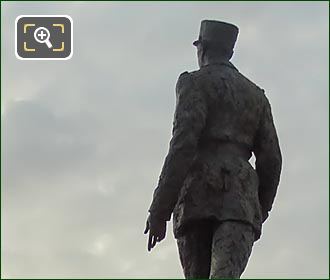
left=144, top=221, right=149, bottom=234
left=158, top=232, right=165, bottom=242
left=147, top=233, right=153, bottom=251
left=151, top=235, right=157, bottom=248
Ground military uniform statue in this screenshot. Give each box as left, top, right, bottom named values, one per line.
left=144, top=20, right=282, bottom=279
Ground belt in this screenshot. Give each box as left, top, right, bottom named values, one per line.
left=199, top=140, right=251, bottom=161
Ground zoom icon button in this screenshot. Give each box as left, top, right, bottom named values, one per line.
left=15, top=15, right=73, bottom=60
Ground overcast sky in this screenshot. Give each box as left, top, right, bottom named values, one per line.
left=1, top=1, right=329, bottom=278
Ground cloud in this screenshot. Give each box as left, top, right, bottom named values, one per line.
left=1, top=1, right=328, bottom=278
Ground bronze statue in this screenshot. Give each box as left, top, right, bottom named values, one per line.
left=144, top=20, right=282, bottom=278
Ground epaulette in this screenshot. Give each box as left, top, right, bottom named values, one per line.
left=179, top=71, right=189, bottom=78
left=176, top=71, right=191, bottom=92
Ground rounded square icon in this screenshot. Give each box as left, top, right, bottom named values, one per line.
left=15, top=15, right=73, bottom=60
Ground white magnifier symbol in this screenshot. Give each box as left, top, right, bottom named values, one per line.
left=34, top=27, right=53, bottom=48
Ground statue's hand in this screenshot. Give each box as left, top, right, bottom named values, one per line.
left=144, top=214, right=167, bottom=251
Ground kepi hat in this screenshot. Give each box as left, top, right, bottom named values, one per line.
left=193, top=20, right=239, bottom=52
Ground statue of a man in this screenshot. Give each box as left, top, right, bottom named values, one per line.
left=144, top=20, right=282, bottom=278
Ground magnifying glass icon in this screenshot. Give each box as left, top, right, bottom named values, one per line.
left=34, top=27, right=53, bottom=48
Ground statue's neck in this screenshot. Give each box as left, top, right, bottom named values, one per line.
left=201, top=56, right=230, bottom=67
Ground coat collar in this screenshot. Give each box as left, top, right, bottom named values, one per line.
left=201, top=60, right=238, bottom=71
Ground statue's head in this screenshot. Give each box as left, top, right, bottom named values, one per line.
left=193, top=20, right=239, bottom=67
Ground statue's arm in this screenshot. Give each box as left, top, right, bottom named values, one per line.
left=148, top=72, right=208, bottom=221
left=254, top=94, right=282, bottom=222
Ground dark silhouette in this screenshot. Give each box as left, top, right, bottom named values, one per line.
left=144, top=20, right=282, bottom=278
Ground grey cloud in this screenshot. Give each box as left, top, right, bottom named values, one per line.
left=1, top=1, right=328, bottom=278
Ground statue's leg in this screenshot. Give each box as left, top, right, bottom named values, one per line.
left=176, top=220, right=214, bottom=278
left=210, top=221, right=254, bottom=279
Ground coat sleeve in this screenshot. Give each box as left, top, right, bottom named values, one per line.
left=148, top=72, right=208, bottom=221
left=254, top=93, right=282, bottom=222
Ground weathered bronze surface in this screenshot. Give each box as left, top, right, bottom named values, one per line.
left=145, top=20, right=282, bottom=278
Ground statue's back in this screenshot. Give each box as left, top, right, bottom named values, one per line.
left=191, top=63, right=267, bottom=151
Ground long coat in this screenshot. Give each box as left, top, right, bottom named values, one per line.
left=148, top=61, right=282, bottom=241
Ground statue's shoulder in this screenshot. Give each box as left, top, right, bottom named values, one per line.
left=176, top=70, right=209, bottom=99
left=237, top=71, right=267, bottom=98
left=176, top=69, right=207, bottom=90
left=189, top=67, right=209, bottom=79
left=178, top=71, right=190, bottom=81
left=186, top=68, right=211, bottom=87
left=176, top=71, right=194, bottom=93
